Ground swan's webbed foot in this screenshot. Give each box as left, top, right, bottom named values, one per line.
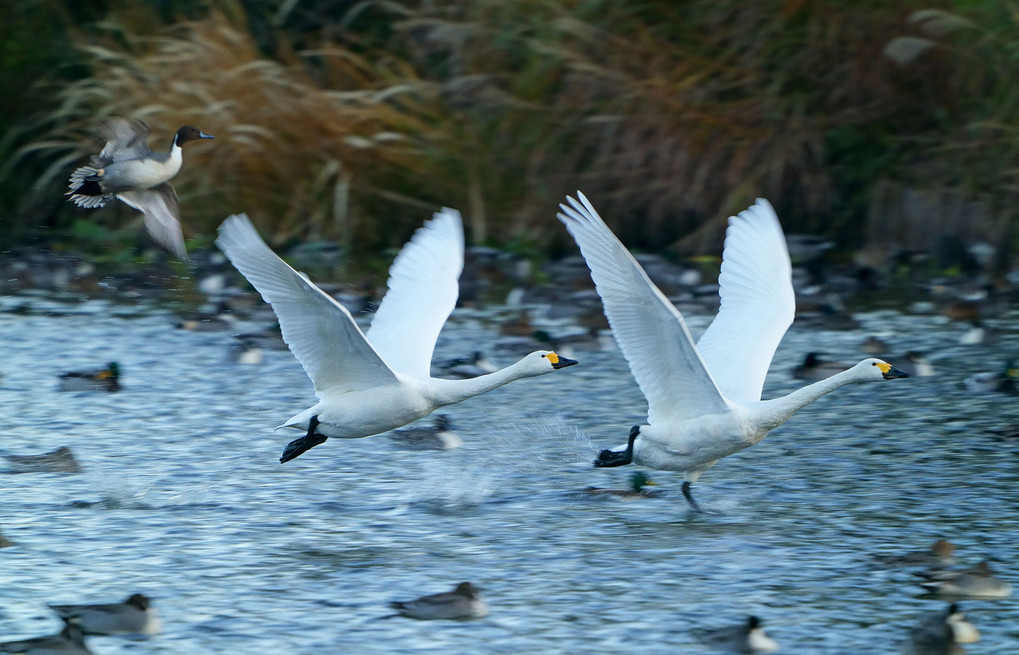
left=280, top=415, right=328, bottom=463
left=593, top=424, right=640, bottom=468
left=682, top=481, right=704, bottom=513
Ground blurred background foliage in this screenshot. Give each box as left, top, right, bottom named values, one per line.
left=1, top=0, right=1017, bottom=263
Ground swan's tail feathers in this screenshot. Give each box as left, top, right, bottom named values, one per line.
left=67, top=166, right=111, bottom=208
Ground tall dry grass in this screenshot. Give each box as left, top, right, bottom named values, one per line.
left=8, top=0, right=1018, bottom=260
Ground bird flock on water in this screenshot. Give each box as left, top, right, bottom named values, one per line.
left=0, top=117, right=1010, bottom=653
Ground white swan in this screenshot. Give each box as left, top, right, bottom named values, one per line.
left=557, top=192, right=908, bottom=511
left=216, top=210, right=577, bottom=463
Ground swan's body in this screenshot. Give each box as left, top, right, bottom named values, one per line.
left=216, top=211, right=576, bottom=462
left=557, top=193, right=908, bottom=510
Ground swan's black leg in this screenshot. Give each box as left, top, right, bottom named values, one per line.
left=681, top=481, right=704, bottom=513
left=594, top=425, right=640, bottom=468
left=280, top=415, right=328, bottom=463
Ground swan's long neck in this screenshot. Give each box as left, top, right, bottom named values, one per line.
left=427, top=359, right=539, bottom=406
left=757, top=367, right=862, bottom=431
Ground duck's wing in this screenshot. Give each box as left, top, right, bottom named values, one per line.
left=216, top=214, right=399, bottom=396
left=557, top=193, right=729, bottom=424
left=695, top=199, right=795, bottom=404
left=117, top=184, right=187, bottom=259
left=366, top=208, right=464, bottom=380
left=97, top=118, right=153, bottom=163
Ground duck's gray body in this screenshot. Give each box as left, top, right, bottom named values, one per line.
left=390, top=582, right=488, bottom=620
left=49, top=593, right=160, bottom=636
left=0, top=623, right=93, bottom=654
left=67, top=118, right=213, bottom=259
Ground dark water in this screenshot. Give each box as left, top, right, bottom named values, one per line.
left=1, top=297, right=1017, bottom=653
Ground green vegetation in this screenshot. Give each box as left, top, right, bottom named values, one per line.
left=1, top=0, right=1016, bottom=262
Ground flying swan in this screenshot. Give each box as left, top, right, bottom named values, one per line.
left=216, top=210, right=577, bottom=463
left=557, top=192, right=908, bottom=511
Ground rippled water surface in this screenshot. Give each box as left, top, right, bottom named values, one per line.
left=1, top=296, right=1018, bottom=653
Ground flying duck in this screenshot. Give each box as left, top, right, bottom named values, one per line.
left=67, top=118, right=213, bottom=259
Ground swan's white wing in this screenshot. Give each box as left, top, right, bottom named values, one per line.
left=695, top=199, right=795, bottom=404
left=366, top=208, right=464, bottom=380
left=216, top=214, right=399, bottom=396
left=557, top=192, right=730, bottom=424
left=118, top=184, right=187, bottom=259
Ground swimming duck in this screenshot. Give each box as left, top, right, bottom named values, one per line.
left=581, top=471, right=662, bottom=499
left=67, top=118, right=213, bottom=259
left=791, top=352, right=850, bottom=381
left=438, top=351, right=498, bottom=379
left=920, top=561, right=1012, bottom=599
left=696, top=615, right=780, bottom=654
left=903, top=603, right=978, bottom=655
left=58, top=362, right=120, bottom=392
left=876, top=539, right=957, bottom=569
left=390, top=582, right=488, bottom=620
left=49, top=593, right=160, bottom=636
left=557, top=193, right=908, bottom=512
left=962, top=360, right=1017, bottom=394
left=216, top=211, right=578, bottom=463
left=4, top=446, right=82, bottom=474
left=388, top=414, right=462, bottom=451
left=0, top=531, right=13, bottom=548
left=896, top=351, right=935, bottom=378
left=0, top=623, right=93, bottom=654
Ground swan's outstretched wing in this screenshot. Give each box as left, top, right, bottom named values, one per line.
left=216, top=214, right=399, bottom=396
left=557, top=192, right=730, bottom=424
left=366, top=208, right=464, bottom=380
left=695, top=199, right=795, bottom=404
left=118, top=184, right=187, bottom=259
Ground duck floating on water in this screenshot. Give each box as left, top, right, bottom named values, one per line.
left=67, top=118, right=213, bottom=259
left=216, top=210, right=577, bottom=463
left=903, top=603, right=979, bottom=655
left=390, top=582, right=488, bottom=620
left=58, top=362, right=119, bottom=392
left=49, top=593, right=160, bottom=636
left=919, top=560, right=1013, bottom=599
left=557, top=192, right=908, bottom=512
left=388, top=414, right=462, bottom=451
left=0, top=622, right=93, bottom=654
left=581, top=471, right=662, bottom=499
left=696, top=615, right=780, bottom=654
left=4, top=446, right=81, bottom=474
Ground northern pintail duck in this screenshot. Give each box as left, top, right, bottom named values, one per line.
left=0, top=623, right=93, bottom=654
left=903, top=603, right=978, bottom=655
left=58, top=362, right=119, bottom=392
left=4, top=446, right=82, bottom=474
left=581, top=471, right=662, bottom=499
left=696, top=615, right=780, bottom=654
left=390, top=582, right=488, bottom=620
left=49, top=593, right=160, bottom=636
left=67, top=118, right=213, bottom=259
left=920, top=560, right=1012, bottom=599
left=388, top=414, right=462, bottom=451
